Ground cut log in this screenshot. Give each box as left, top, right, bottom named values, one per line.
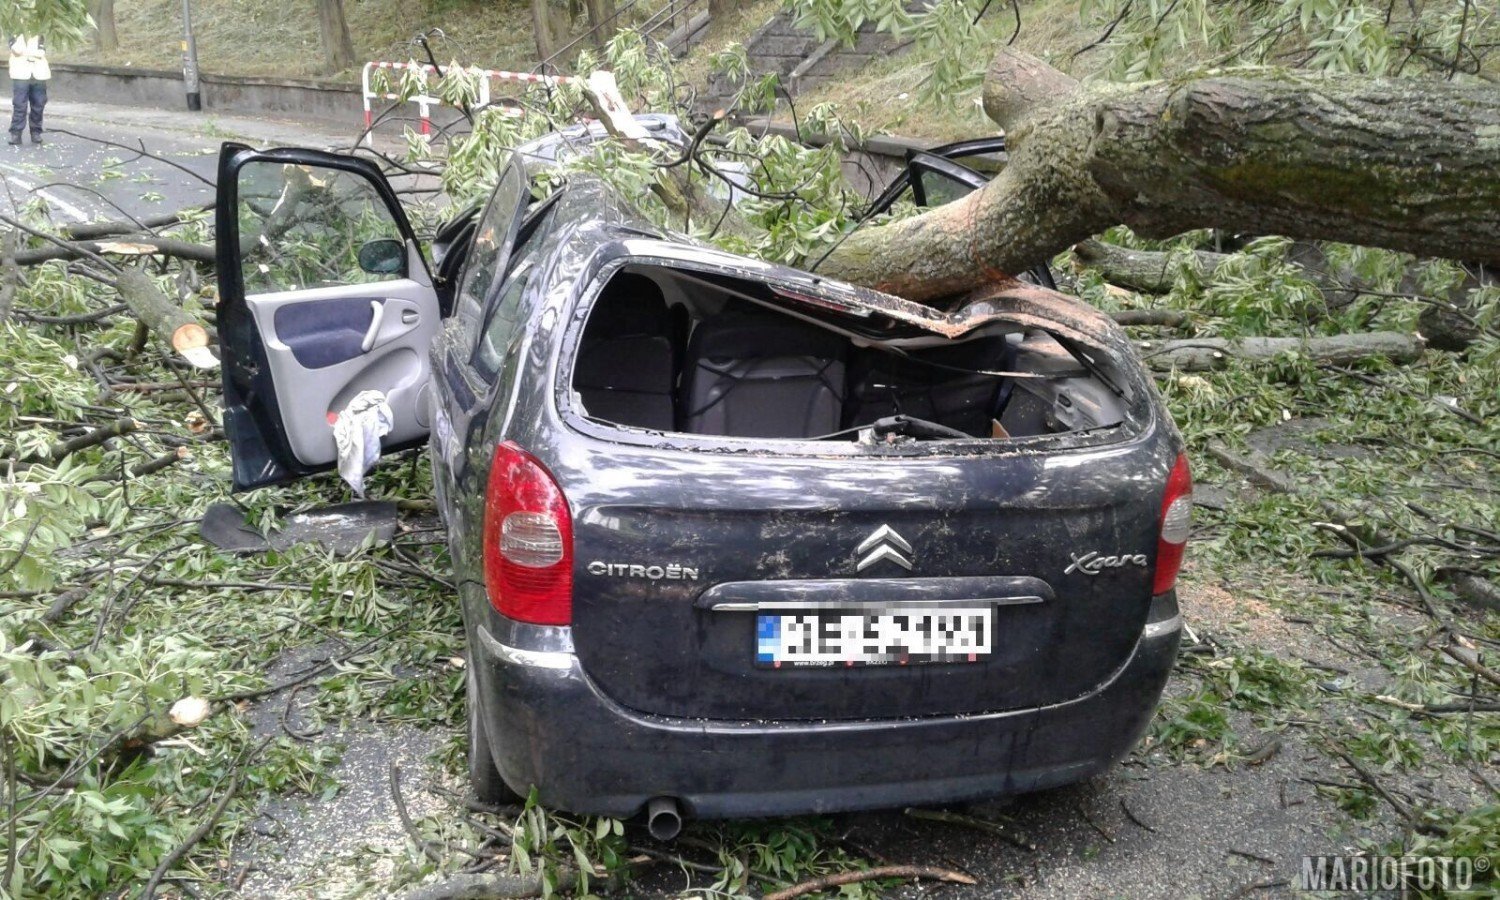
left=115, top=269, right=217, bottom=369
left=819, top=49, right=1500, bottom=302
left=1140, top=332, right=1423, bottom=371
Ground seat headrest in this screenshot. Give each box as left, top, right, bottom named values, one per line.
left=584, top=273, right=669, bottom=338
left=688, top=308, right=846, bottom=361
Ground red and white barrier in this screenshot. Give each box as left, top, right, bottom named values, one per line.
left=360, top=61, right=580, bottom=142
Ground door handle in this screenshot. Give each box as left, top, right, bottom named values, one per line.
left=360, top=300, right=385, bottom=353
left=401, top=309, right=419, bottom=325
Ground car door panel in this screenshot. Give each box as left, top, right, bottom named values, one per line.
left=247, top=279, right=438, bottom=467
left=216, top=143, right=440, bottom=489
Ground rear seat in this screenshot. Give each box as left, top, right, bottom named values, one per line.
left=573, top=274, right=677, bottom=431
left=844, top=340, right=1012, bottom=437
left=680, top=309, right=846, bottom=439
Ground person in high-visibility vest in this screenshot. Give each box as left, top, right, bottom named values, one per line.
left=8, top=35, right=50, bottom=146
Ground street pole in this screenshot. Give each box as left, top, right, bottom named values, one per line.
left=181, top=0, right=202, bottom=111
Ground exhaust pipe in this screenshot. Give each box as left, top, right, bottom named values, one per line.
left=646, top=796, right=683, bottom=841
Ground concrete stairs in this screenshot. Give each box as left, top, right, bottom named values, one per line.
left=703, top=3, right=924, bottom=112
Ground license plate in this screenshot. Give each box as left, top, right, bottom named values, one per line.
left=755, top=607, right=993, bottom=667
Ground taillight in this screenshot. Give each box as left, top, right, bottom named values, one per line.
left=482, top=442, right=573, bottom=625
left=1153, top=453, right=1192, bottom=595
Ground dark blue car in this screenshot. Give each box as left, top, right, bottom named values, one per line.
left=214, top=120, right=1190, bottom=838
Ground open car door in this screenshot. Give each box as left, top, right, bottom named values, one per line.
left=215, top=144, right=440, bottom=490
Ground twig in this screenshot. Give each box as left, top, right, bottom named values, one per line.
left=1441, top=642, right=1500, bottom=690
left=0, top=515, right=43, bottom=578
left=904, top=807, right=1036, bottom=850
left=763, top=864, right=977, bottom=900
left=139, top=736, right=271, bottom=900
left=1227, top=848, right=1276, bottom=866
left=279, top=682, right=323, bottom=742
left=1330, top=747, right=1439, bottom=835
left=213, top=626, right=402, bottom=703
left=390, top=764, right=444, bottom=864
left=1222, top=879, right=1289, bottom=900
left=627, top=845, right=726, bottom=876
left=1076, top=803, right=1116, bottom=843
left=47, top=129, right=216, bottom=187
left=1120, top=797, right=1157, bottom=832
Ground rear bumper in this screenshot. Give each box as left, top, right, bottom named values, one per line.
left=472, top=592, right=1180, bottom=819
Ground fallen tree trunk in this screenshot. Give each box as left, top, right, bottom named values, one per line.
left=1140, top=331, right=1423, bottom=371
left=820, top=49, right=1500, bottom=302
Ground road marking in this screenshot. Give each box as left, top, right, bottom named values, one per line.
left=0, top=162, right=95, bottom=222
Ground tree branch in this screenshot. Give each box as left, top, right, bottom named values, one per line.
left=821, top=52, right=1500, bottom=302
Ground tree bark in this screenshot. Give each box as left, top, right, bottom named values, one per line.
left=316, top=0, right=357, bottom=74
left=583, top=0, right=617, bottom=48
left=1074, top=239, right=1233, bottom=294
left=820, top=49, right=1500, bottom=303
left=90, top=0, right=118, bottom=51
left=532, top=0, right=568, bottom=62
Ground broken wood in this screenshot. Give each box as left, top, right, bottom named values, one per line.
left=819, top=48, right=1500, bottom=302
left=764, top=865, right=977, bottom=900
left=1141, top=332, right=1423, bottom=371
left=115, top=269, right=216, bottom=369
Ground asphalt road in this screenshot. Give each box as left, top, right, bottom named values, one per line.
left=0, top=101, right=368, bottom=226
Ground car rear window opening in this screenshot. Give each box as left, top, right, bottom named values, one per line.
left=569, top=265, right=1131, bottom=443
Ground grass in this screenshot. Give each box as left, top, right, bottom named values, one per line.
left=793, top=0, right=1091, bottom=141
left=59, top=0, right=701, bottom=81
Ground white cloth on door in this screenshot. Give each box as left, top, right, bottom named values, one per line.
left=332, top=390, right=394, bottom=498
